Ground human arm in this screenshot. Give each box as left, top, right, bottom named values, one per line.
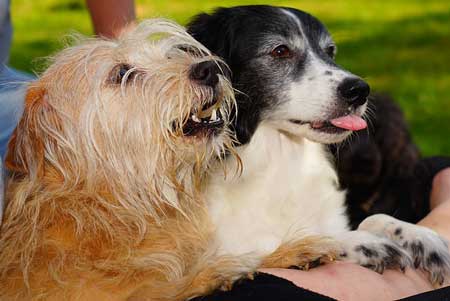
left=85, top=0, right=136, bottom=38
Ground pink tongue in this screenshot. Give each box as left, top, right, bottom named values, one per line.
left=330, top=115, right=367, bottom=131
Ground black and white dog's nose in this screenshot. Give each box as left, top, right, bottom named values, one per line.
left=189, top=61, right=221, bottom=87
left=338, top=78, right=370, bottom=107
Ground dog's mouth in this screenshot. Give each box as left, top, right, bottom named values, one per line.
left=181, top=93, right=225, bottom=137
left=289, top=114, right=367, bottom=134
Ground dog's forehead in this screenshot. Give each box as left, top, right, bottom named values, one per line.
left=113, top=40, right=196, bottom=68
left=117, top=42, right=163, bottom=63
left=278, top=8, right=332, bottom=48
left=235, top=7, right=332, bottom=51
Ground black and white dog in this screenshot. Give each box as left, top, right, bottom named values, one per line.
left=188, top=5, right=450, bottom=284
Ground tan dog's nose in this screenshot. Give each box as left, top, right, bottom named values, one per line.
left=189, top=60, right=221, bottom=87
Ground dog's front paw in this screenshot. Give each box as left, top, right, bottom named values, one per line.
left=337, top=230, right=413, bottom=274
left=359, top=214, right=450, bottom=286
left=260, top=236, right=339, bottom=270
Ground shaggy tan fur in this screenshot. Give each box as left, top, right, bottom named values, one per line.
left=0, top=19, right=249, bottom=301
left=260, top=237, right=338, bottom=270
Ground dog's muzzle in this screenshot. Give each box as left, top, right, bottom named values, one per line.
left=178, top=60, right=230, bottom=137
left=289, top=77, right=370, bottom=134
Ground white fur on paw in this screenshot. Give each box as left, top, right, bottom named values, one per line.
left=336, top=230, right=413, bottom=273
left=359, top=214, right=450, bottom=285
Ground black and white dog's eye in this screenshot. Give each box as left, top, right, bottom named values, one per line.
left=325, top=45, right=336, bottom=58
left=109, top=63, right=135, bottom=84
left=270, top=45, right=292, bottom=58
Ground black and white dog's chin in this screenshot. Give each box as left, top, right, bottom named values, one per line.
left=294, top=122, right=353, bottom=144
left=271, top=119, right=349, bottom=144
left=274, top=105, right=368, bottom=144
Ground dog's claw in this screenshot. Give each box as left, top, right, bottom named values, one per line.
left=246, top=272, right=255, bottom=280
left=219, top=280, right=233, bottom=291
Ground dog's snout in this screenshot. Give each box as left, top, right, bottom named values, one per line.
left=189, top=61, right=221, bottom=87
left=338, top=78, right=370, bottom=107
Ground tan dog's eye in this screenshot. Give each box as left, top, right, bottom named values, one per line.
left=109, top=64, right=135, bottom=84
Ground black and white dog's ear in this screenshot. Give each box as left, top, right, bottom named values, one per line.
left=187, top=9, right=238, bottom=62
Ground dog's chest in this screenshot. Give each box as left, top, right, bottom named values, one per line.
left=206, top=125, right=349, bottom=256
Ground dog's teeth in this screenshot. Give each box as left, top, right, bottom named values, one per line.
left=311, top=121, right=324, bottom=129
left=211, top=109, right=217, bottom=122
left=192, top=115, right=201, bottom=123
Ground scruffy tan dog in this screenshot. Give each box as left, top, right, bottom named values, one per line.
left=0, top=19, right=255, bottom=301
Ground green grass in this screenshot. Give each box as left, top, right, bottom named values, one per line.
left=9, top=0, right=450, bottom=155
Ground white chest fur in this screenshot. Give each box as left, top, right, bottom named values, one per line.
left=206, top=123, right=349, bottom=257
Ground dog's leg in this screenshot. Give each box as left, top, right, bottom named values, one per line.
left=358, top=214, right=450, bottom=286
left=260, top=236, right=339, bottom=270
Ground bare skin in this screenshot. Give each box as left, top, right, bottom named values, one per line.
left=261, top=168, right=450, bottom=300
left=86, top=0, right=136, bottom=38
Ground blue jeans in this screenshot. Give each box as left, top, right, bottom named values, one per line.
left=0, top=66, right=32, bottom=222
left=0, top=66, right=34, bottom=161
left=0, top=160, right=3, bottom=222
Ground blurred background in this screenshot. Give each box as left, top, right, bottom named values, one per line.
left=9, top=0, right=450, bottom=155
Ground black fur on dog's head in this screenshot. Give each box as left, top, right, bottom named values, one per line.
left=188, top=5, right=370, bottom=145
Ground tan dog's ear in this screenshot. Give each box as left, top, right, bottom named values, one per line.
left=5, top=86, right=49, bottom=178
